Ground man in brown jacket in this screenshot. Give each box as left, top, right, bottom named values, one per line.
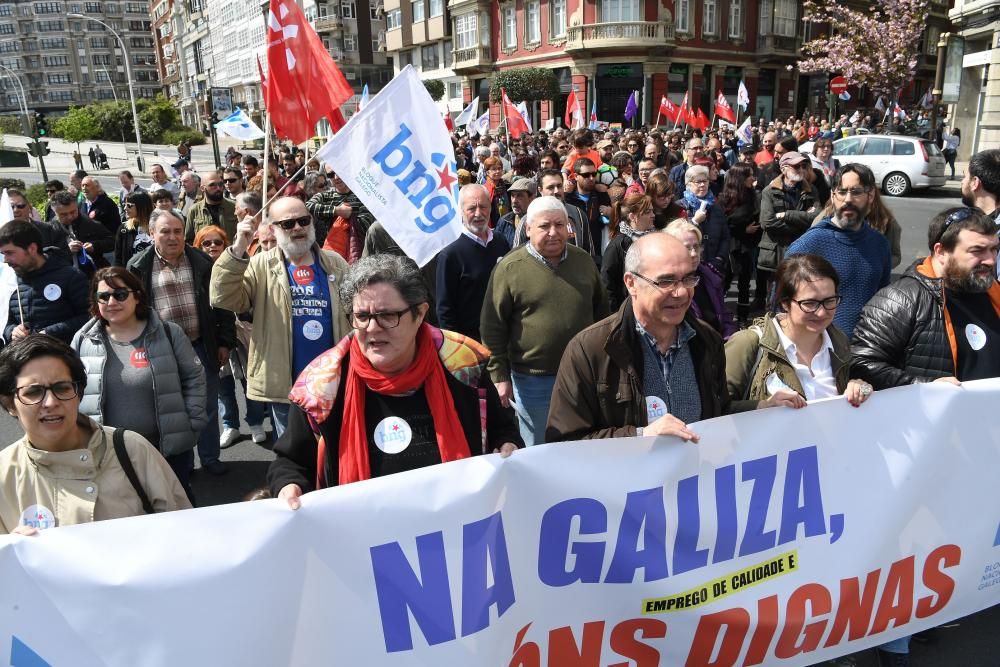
left=546, top=233, right=729, bottom=442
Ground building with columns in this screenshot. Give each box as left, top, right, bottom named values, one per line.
left=947, top=0, right=1000, bottom=159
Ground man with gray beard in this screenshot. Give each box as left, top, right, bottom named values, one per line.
left=210, top=196, right=350, bottom=436
left=852, top=206, right=1000, bottom=394
left=786, top=164, right=891, bottom=336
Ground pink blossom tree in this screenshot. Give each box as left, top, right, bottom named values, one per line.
left=798, top=0, right=931, bottom=98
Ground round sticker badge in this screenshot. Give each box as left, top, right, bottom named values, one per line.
left=43, top=283, right=62, bottom=301
left=130, top=348, right=150, bottom=368
left=292, top=266, right=315, bottom=286
left=20, top=504, right=55, bottom=531
left=966, top=323, right=987, bottom=351
left=373, top=416, right=413, bottom=454
left=302, top=320, right=324, bottom=341
left=645, top=396, right=666, bottom=423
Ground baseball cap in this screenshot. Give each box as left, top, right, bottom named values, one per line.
left=778, top=152, right=808, bottom=168
left=508, top=177, right=537, bottom=195
left=171, top=158, right=189, bottom=169
left=596, top=139, right=614, bottom=149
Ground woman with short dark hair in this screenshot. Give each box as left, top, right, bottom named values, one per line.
left=0, top=334, right=190, bottom=534
left=724, top=254, right=874, bottom=412
left=71, top=266, right=207, bottom=500
left=268, top=254, right=522, bottom=508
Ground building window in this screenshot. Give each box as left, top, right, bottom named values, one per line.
left=411, top=0, right=423, bottom=22
left=33, top=2, right=62, bottom=14
left=454, top=13, right=477, bottom=50
left=0, top=6, right=11, bottom=16
left=525, top=0, right=540, bottom=43
left=0, top=24, right=13, bottom=35
left=370, top=4, right=379, bottom=18
left=36, top=20, right=65, bottom=32
left=448, top=81, right=461, bottom=99
left=421, top=44, right=438, bottom=69
left=443, top=38, right=452, bottom=66
left=925, top=25, right=940, bottom=55
left=702, top=0, right=716, bottom=36
left=42, top=55, right=69, bottom=66
left=675, top=0, right=690, bottom=32
left=502, top=6, right=516, bottom=49
left=341, top=1, right=355, bottom=19
left=49, top=90, right=74, bottom=102
left=429, top=0, right=442, bottom=18
left=344, top=34, right=356, bottom=51
left=38, top=37, right=64, bottom=48
left=600, top=0, right=639, bottom=23
left=550, top=0, right=566, bottom=36
left=763, top=0, right=796, bottom=37
left=47, top=73, right=72, bottom=84
left=728, top=0, right=742, bottom=38
left=398, top=49, right=412, bottom=67
left=386, top=8, right=401, bottom=29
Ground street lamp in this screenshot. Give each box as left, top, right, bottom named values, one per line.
left=68, top=13, right=145, bottom=171
left=0, top=64, right=30, bottom=135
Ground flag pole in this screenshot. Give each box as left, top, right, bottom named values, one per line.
left=262, top=112, right=270, bottom=221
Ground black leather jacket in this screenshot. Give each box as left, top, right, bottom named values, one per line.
left=850, top=259, right=953, bottom=389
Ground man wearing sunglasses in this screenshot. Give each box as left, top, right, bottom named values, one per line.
left=222, top=167, right=245, bottom=201
left=211, top=196, right=350, bottom=438
left=786, top=164, right=891, bottom=337
left=853, top=207, right=1000, bottom=390
left=565, top=157, right=612, bottom=265
left=546, top=233, right=729, bottom=443
left=6, top=189, right=40, bottom=224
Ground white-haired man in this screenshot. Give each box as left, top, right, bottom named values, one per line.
left=210, top=196, right=350, bottom=437
left=436, top=184, right=510, bottom=341
left=480, top=195, right=609, bottom=446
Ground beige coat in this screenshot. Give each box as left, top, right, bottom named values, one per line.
left=210, top=244, right=351, bottom=403
left=0, top=418, right=191, bottom=534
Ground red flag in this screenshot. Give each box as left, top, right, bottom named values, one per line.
left=692, top=107, right=710, bottom=131
left=502, top=88, right=529, bottom=139
left=565, top=88, right=583, bottom=129
left=658, top=95, right=678, bottom=123
left=444, top=112, right=455, bottom=132
left=265, top=0, right=354, bottom=143
left=678, top=91, right=690, bottom=125
left=715, top=91, right=736, bottom=123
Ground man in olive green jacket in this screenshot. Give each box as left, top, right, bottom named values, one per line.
left=210, top=197, right=350, bottom=436
left=185, top=171, right=238, bottom=243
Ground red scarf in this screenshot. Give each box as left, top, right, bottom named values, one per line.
left=338, top=324, right=471, bottom=484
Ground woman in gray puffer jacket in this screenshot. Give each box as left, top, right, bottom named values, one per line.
left=71, top=266, right=207, bottom=501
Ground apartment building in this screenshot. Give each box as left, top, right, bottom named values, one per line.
left=0, top=0, right=160, bottom=116
left=948, top=0, right=1000, bottom=158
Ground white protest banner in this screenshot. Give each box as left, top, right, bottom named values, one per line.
left=315, top=66, right=462, bottom=267
left=3, top=380, right=1000, bottom=666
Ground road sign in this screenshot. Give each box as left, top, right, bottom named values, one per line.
left=830, top=76, right=848, bottom=95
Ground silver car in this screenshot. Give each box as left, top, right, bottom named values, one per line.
left=829, top=134, right=947, bottom=197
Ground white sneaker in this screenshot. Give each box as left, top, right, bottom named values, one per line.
left=220, top=427, right=240, bottom=448
left=249, top=424, right=267, bottom=444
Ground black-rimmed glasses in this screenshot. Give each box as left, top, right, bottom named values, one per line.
left=350, top=308, right=413, bottom=330
left=632, top=271, right=701, bottom=291
left=14, top=381, right=82, bottom=405
left=790, top=295, right=842, bottom=313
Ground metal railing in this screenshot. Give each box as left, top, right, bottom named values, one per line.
left=452, top=44, right=490, bottom=66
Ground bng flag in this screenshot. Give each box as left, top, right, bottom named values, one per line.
left=316, top=66, right=463, bottom=267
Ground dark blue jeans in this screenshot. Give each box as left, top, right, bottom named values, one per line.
left=219, top=373, right=266, bottom=429
left=193, top=341, right=221, bottom=466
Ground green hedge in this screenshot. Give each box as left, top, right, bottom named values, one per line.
left=163, top=127, right=207, bottom=146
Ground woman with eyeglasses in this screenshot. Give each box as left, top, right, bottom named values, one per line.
left=677, top=162, right=732, bottom=272
left=0, top=334, right=191, bottom=535
left=193, top=225, right=228, bottom=262
left=267, top=254, right=522, bottom=509
left=724, top=254, right=873, bottom=412
left=70, top=266, right=208, bottom=501
left=602, top=194, right=656, bottom=312
left=113, top=191, right=154, bottom=267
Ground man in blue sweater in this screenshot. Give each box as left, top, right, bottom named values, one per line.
left=786, top=163, right=890, bottom=336
left=435, top=184, right=510, bottom=341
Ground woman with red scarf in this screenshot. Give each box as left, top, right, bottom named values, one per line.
left=267, top=255, right=522, bottom=507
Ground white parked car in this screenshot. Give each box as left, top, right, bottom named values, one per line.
left=819, top=134, right=946, bottom=196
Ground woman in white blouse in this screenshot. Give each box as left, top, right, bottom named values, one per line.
left=723, top=254, right=874, bottom=412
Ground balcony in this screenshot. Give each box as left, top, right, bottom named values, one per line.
left=565, top=20, right=675, bottom=53
left=314, top=15, right=344, bottom=32
left=452, top=44, right=491, bottom=74
left=447, top=0, right=489, bottom=13
left=756, top=33, right=800, bottom=61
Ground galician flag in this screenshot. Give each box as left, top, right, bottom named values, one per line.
left=356, top=83, right=370, bottom=112
left=454, top=96, right=479, bottom=129
left=315, top=66, right=463, bottom=267
left=214, top=107, right=266, bottom=141
left=588, top=100, right=599, bottom=129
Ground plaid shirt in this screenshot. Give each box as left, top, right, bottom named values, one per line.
left=151, top=250, right=201, bottom=341
left=305, top=189, right=374, bottom=231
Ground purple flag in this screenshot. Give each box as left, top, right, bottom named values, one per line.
left=624, top=91, right=638, bottom=122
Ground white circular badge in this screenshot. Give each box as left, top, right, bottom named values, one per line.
left=373, top=416, right=412, bottom=454
left=43, top=283, right=61, bottom=301
left=302, top=320, right=323, bottom=341
left=645, top=395, right=666, bottom=423
left=20, top=504, right=55, bottom=531
left=966, top=323, right=987, bottom=351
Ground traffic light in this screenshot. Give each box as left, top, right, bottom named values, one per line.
left=33, top=111, right=48, bottom=137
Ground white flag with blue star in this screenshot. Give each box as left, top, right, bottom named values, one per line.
left=214, top=107, right=265, bottom=141
left=316, top=66, right=462, bottom=267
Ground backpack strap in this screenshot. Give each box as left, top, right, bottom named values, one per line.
left=112, top=428, right=155, bottom=515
